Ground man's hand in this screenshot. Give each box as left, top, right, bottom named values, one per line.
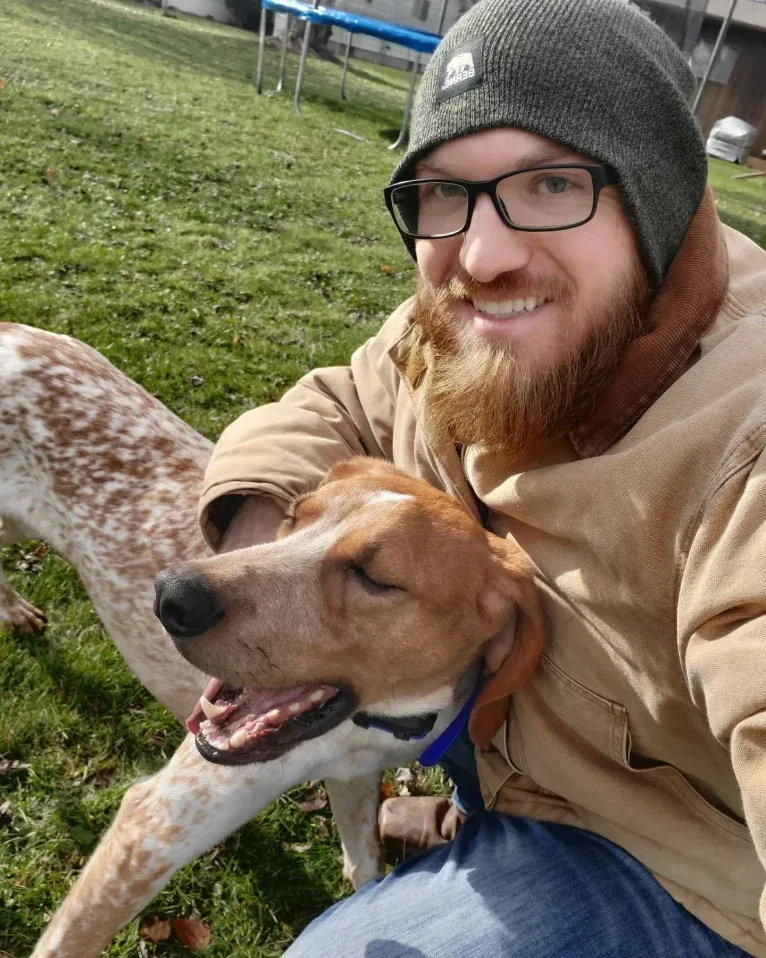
left=218, top=496, right=286, bottom=554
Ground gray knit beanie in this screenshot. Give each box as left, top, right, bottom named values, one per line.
left=391, top=0, right=707, bottom=289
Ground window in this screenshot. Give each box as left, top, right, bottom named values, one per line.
left=690, top=38, right=740, bottom=84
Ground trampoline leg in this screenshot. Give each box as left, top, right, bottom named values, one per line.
left=256, top=8, right=267, bottom=94
left=340, top=31, right=353, bottom=100
left=389, top=55, right=419, bottom=150
left=295, top=18, right=313, bottom=117
left=276, top=16, right=289, bottom=94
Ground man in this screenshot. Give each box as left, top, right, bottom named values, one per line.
left=197, top=0, right=766, bottom=954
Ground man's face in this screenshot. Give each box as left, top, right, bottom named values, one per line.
left=411, top=128, right=649, bottom=452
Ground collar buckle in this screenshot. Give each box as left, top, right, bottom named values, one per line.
left=352, top=710, right=438, bottom=741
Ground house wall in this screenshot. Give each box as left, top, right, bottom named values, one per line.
left=696, top=19, right=766, bottom=155
left=168, top=0, right=236, bottom=23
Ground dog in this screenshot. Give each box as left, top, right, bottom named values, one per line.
left=0, top=323, right=544, bottom=957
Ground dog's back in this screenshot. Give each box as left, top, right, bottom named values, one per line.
left=0, top=322, right=212, bottom=715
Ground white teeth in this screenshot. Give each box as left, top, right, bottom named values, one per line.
left=217, top=739, right=230, bottom=751
left=289, top=702, right=302, bottom=713
left=266, top=708, right=283, bottom=721
left=229, top=728, right=248, bottom=749
left=310, top=689, right=326, bottom=703
left=199, top=696, right=228, bottom=720
left=471, top=297, right=546, bottom=317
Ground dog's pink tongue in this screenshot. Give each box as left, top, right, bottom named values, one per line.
left=186, top=677, right=224, bottom=735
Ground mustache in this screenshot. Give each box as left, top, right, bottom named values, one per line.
left=443, top=272, right=575, bottom=306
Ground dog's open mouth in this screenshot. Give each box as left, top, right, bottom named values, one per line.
left=187, top=678, right=357, bottom=766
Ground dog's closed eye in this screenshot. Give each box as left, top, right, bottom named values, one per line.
left=347, top=563, right=404, bottom=596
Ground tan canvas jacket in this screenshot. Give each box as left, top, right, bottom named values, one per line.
left=200, top=208, right=766, bottom=954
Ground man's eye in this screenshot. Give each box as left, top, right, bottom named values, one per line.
left=543, top=176, right=569, bottom=194
left=434, top=182, right=464, bottom=199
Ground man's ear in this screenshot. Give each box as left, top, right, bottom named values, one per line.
left=319, top=457, right=397, bottom=488
left=469, top=534, right=546, bottom=750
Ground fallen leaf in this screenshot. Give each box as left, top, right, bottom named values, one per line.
left=140, top=917, right=171, bottom=942
left=0, top=801, right=12, bottom=826
left=283, top=842, right=312, bottom=854
left=381, top=264, right=391, bottom=273
left=45, top=168, right=55, bottom=182
left=296, top=787, right=327, bottom=813
left=315, top=816, right=330, bottom=837
left=232, top=333, right=240, bottom=347
left=172, top=917, right=211, bottom=950
left=0, top=78, right=7, bottom=89
left=380, top=781, right=397, bottom=800
left=0, top=759, right=31, bottom=776
left=33, top=543, right=49, bottom=558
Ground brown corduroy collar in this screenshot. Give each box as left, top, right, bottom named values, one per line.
left=569, top=187, right=729, bottom=458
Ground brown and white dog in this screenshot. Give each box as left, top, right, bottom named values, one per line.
left=0, top=323, right=544, bottom=957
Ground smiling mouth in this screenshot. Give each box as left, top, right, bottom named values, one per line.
left=469, top=295, right=549, bottom=317
left=187, top=678, right=357, bottom=766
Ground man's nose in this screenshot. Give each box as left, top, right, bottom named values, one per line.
left=154, top=566, right=224, bottom=639
left=460, top=193, right=534, bottom=283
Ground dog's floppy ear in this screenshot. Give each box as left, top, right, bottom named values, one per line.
left=320, top=457, right=398, bottom=488
left=469, top=534, right=546, bottom=750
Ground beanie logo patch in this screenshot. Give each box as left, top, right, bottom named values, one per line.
left=435, top=37, right=484, bottom=103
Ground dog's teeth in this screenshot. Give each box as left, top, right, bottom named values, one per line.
left=310, top=690, right=326, bottom=703
left=266, top=708, right=283, bottom=722
left=229, top=728, right=248, bottom=749
left=216, top=738, right=230, bottom=751
left=200, top=695, right=228, bottom=720
left=288, top=702, right=302, bottom=713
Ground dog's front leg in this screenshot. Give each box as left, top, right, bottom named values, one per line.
left=325, top=773, right=384, bottom=890
left=31, top=736, right=297, bottom=958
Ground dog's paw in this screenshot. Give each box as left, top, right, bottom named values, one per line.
left=0, top=583, right=47, bottom=633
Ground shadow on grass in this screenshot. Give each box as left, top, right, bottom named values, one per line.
left=226, top=818, right=340, bottom=933
left=4, top=623, right=180, bottom=763
left=19, top=0, right=410, bottom=136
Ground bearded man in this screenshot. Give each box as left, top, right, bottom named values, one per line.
left=197, top=0, right=766, bottom=954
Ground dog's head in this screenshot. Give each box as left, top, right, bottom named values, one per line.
left=154, top=459, right=544, bottom=765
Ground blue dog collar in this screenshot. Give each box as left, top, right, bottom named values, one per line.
left=418, top=683, right=481, bottom=768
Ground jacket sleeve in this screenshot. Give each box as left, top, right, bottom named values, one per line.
left=198, top=301, right=412, bottom=548
left=678, top=442, right=766, bottom=931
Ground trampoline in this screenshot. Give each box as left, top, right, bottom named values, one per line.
left=257, top=0, right=441, bottom=148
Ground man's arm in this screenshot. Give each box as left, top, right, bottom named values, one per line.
left=199, top=300, right=412, bottom=550
left=679, top=445, right=766, bottom=929
left=217, top=495, right=286, bottom=553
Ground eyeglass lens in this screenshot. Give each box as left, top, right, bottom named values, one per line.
left=391, top=167, right=597, bottom=237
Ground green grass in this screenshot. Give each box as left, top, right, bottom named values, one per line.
left=708, top=157, right=766, bottom=249
left=0, top=1, right=764, bottom=954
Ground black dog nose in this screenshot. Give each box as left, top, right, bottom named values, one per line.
left=154, top=567, right=224, bottom=639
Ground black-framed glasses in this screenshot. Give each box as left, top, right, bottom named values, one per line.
left=384, top=164, right=619, bottom=240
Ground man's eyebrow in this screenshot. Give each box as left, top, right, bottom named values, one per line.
left=416, top=145, right=586, bottom=178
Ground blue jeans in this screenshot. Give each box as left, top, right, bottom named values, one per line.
left=284, top=811, right=753, bottom=957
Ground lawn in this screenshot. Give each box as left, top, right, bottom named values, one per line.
left=0, top=1, right=765, bottom=955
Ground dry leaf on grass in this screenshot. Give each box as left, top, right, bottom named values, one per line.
left=296, top=787, right=327, bottom=813
left=139, top=917, right=171, bottom=942
left=172, top=917, right=211, bottom=950
left=380, top=780, right=397, bottom=801
left=0, top=759, right=31, bottom=776
left=283, top=842, right=312, bottom=854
